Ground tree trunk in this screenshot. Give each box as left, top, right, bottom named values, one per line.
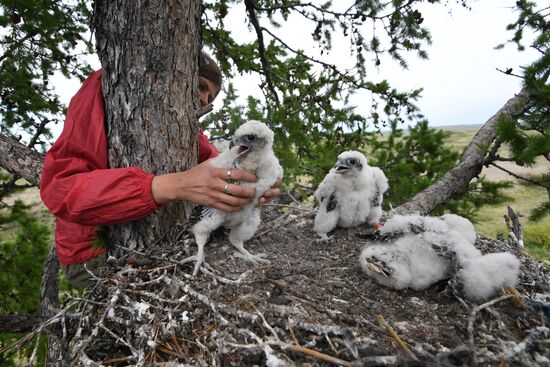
left=93, top=0, right=202, bottom=251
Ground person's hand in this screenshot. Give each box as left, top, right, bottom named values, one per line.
left=151, top=159, right=258, bottom=212
left=259, top=178, right=282, bottom=205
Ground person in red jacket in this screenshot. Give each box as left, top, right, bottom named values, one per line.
left=40, top=52, right=280, bottom=288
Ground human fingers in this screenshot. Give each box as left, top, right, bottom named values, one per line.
left=216, top=181, right=256, bottom=200
left=259, top=188, right=281, bottom=204
left=193, top=191, right=247, bottom=212
left=217, top=168, right=257, bottom=184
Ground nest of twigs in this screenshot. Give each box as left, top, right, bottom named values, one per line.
left=47, top=206, right=550, bottom=366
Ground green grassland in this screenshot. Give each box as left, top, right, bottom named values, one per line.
left=442, top=126, right=550, bottom=259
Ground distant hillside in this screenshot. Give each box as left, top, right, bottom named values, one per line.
left=433, top=123, right=483, bottom=131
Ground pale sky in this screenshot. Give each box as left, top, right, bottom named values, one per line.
left=53, top=0, right=540, bottom=136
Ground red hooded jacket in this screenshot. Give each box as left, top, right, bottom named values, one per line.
left=40, top=70, right=219, bottom=265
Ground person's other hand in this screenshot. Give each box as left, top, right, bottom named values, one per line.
left=151, top=159, right=258, bottom=212
left=259, top=178, right=282, bottom=205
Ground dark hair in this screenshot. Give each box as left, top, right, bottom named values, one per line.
left=199, top=52, right=223, bottom=87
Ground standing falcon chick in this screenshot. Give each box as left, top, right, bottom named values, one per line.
left=359, top=214, right=521, bottom=301
left=184, top=120, right=283, bottom=275
left=314, top=151, right=388, bottom=240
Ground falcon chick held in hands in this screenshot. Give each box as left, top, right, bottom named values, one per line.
left=184, top=120, right=283, bottom=276
left=314, top=150, right=389, bottom=241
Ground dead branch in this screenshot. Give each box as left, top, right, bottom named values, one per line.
left=490, top=161, right=545, bottom=188
left=395, top=87, right=532, bottom=215
left=0, top=133, right=44, bottom=187
left=285, top=344, right=351, bottom=366
left=504, top=206, right=525, bottom=248
left=467, top=294, right=514, bottom=360
left=377, top=315, right=415, bottom=359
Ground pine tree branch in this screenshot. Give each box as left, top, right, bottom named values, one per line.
left=0, top=31, right=38, bottom=64
left=394, top=87, right=532, bottom=215
left=244, top=0, right=281, bottom=106
left=489, top=162, right=546, bottom=188
left=0, top=133, right=44, bottom=187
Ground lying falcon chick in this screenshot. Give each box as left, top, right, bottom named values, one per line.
left=184, top=120, right=283, bottom=275
left=359, top=214, right=520, bottom=301
left=314, top=151, right=388, bottom=240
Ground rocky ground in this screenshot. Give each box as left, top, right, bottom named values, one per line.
left=63, top=206, right=549, bottom=366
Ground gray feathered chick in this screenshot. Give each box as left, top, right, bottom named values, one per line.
left=184, top=120, right=283, bottom=275
left=359, top=214, right=520, bottom=301
left=314, top=151, right=388, bottom=240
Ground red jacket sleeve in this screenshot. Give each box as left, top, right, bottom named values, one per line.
left=198, top=128, right=219, bottom=162
left=40, top=70, right=160, bottom=226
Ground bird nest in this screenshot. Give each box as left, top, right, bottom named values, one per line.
left=58, top=206, right=549, bottom=366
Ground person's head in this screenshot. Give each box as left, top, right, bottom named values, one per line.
left=199, top=52, right=223, bottom=108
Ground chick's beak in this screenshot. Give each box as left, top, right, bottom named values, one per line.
left=231, top=136, right=251, bottom=156
left=335, top=160, right=351, bottom=173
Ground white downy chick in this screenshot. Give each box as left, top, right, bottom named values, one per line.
left=359, top=213, right=521, bottom=301
left=184, top=120, right=283, bottom=275
left=456, top=253, right=520, bottom=301
left=314, top=151, right=388, bottom=240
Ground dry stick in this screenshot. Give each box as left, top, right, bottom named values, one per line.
left=468, top=294, right=514, bottom=358
left=171, top=334, right=186, bottom=359
left=505, top=326, right=550, bottom=359
left=504, top=206, right=524, bottom=248
left=287, top=319, right=300, bottom=346
left=377, top=315, right=415, bottom=359
left=101, top=355, right=133, bottom=365
left=285, top=344, right=351, bottom=367
left=489, top=161, right=543, bottom=188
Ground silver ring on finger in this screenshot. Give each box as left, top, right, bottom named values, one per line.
left=223, top=183, right=230, bottom=195
left=226, top=169, right=232, bottom=179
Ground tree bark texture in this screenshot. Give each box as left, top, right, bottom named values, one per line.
left=94, top=0, right=202, bottom=251
left=395, top=87, right=531, bottom=216
left=40, top=246, right=65, bottom=365
left=0, top=134, right=43, bottom=186
left=0, top=315, right=48, bottom=333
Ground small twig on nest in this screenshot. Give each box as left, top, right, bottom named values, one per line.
left=285, top=189, right=302, bottom=206
left=505, top=326, right=550, bottom=359
left=377, top=315, right=415, bottom=359
left=176, top=279, right=258, bottom=324
left=200, top=266, right=254, bottom=284
left=287, top=318, right=300, bottom=346
left=468, top=294, right=513, bottom=358
left=79, top=351, right=104, bottom=367
left=257, top=208, right=314, bottom=237
left=101, top=355, right=133, bottom=365
left=285, top=344, right=351, bottom=366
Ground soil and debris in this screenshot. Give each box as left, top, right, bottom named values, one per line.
left=60, top=206, right=549, bottom=366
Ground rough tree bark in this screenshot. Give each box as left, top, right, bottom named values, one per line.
left=93, top=0, right=202, bottom=251
left=0, top=134, right=43, bottom=186
left=40, top=246, right=64, bottom=364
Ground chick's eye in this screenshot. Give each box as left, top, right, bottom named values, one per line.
left=349, top=159, right=356, bottom=165
left=246, top=135, right=256, bottom=141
